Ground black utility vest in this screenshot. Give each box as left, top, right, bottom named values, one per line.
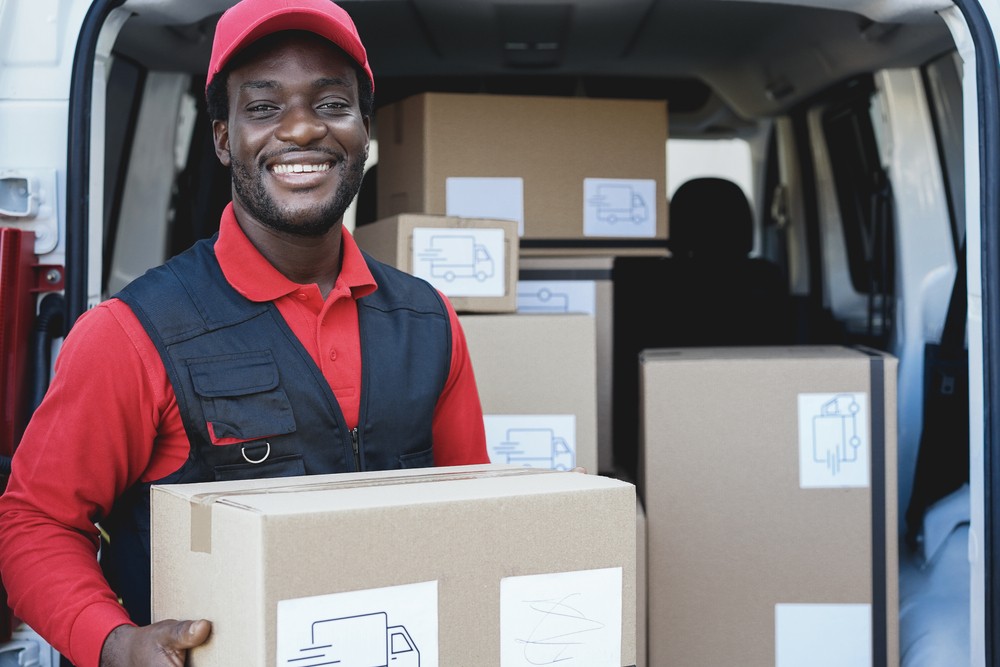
left=102, top=235, right=452, bottom=624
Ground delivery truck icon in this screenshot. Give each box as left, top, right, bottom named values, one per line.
left=288, top=611, right=419, bottom=667
left=587, top=183, right=648, bottom=223
left=493, top=427, right=575, bottom=470
left=416, top=233, right=494, bottom=282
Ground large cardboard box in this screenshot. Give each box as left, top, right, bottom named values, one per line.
left=152, top=464, right=636, bottom=667
left=639, top=346, right=898, bottom=666
left=353, top=213, right=520, bottom=313
left=376, top=92, right=668, bottom=245
left=461, top=313, right=599, bottom=475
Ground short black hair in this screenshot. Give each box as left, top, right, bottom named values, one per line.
left=205, top=31, right=374, bottom=122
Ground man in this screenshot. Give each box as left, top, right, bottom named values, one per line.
left=0, top=1, right=489, bottom=665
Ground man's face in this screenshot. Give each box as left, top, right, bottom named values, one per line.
left=213, top=32, right=370, bottom=237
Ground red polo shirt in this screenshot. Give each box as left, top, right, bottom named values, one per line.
left=0, top=205, right=488, bottom=667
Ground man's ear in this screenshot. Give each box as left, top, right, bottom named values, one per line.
left=212, top=120, right=231, bottom=167
left=363, top=116, right=371, bottom=161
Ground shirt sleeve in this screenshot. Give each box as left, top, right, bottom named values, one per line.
left=0, top=300, right=169, bottom=667
left=431, top=293, right=490, bottom=466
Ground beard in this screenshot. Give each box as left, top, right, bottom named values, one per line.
left=229, top=148, right=367, bottom=237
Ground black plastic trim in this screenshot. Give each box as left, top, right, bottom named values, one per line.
left=66, top=0, right=127, bottom=330
left=518, top=268, right=613, bottom=281
left=519, top=239, right=668, bottom=251
left=953, top=1, right=1000, bottom=664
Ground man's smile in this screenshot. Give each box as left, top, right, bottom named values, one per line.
left=270, top=162, right=331, bottom=175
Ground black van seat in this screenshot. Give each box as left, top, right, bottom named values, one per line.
left=611, top=177, right=793, bottom=480
left=663, top=176, right=792, bottom=346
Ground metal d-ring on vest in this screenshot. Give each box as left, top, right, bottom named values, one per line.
left=241, top=441, right=271, bottom=464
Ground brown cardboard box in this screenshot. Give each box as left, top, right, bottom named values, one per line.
left=639, top=346, right=898, bottom=666
left=460, top=313, right=599, bottom=475
left=152, top=464, right=636, bottom=667
left=517, top=255, right=615, bottom=473
left=353, top=213, right=520, bottom=313
left=376, top=92, right=668, bottom=244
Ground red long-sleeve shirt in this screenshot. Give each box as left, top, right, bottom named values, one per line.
left=0, top=206, right=489, bottom=667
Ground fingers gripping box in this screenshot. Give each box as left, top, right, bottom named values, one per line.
left=152, top=464, right=637, bottom=666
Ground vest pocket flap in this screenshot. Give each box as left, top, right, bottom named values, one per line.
left=188, top=351, right=296, bottom=442
left=189, top=351, right=280, bottom=397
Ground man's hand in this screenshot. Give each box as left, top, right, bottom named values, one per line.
left=100, top=619, right=212, bottom=666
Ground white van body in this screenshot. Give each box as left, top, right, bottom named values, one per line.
left=0, top=0, right=998, bottom=664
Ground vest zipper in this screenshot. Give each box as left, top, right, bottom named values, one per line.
left=351, top=427, right=361, bottom=471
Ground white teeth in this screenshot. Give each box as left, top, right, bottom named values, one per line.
left=272, top=163, right=330, bottom=174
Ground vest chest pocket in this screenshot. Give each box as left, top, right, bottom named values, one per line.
left=188, top=351, right=297, bottom=442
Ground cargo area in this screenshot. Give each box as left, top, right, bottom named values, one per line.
left=2, top=0, right=998, bottom=665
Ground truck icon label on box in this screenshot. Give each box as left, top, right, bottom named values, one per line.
left=582, top=178, right=657, bottom=238
left=288, top=611, right=419, bottom=667
left=484, top=415, right=578, bottom=472
left=588, top=183, right=648, bottom=224
left=493, top=427, right=575, bottom=470
left=416, top=233, right=494, bottom=282
left=277, top=581, right=437, bottom=666
left=411, top=227, right=506, bottom=297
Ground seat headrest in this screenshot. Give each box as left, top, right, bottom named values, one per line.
left=668, top=177, right=753, bottom=259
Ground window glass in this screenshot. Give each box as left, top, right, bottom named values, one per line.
left=923, top=51, right=964, bottom=251
left=667, top=138, right=754, bottom=206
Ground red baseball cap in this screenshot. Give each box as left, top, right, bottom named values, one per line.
left=206, top=0, right=373, bottom=94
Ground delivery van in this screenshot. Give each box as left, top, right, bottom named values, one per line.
left=0, top=0, right=998, bottom=665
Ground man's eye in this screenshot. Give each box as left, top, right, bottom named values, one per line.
left=246, top=103, right=277, bottom=112
left=318, top=99, right=349, bottom=110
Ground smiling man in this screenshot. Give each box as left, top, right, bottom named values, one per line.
left=0, top=1, right=489, bottom=666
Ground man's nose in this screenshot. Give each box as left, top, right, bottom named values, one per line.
left=275, top=105, right=328, bottom=145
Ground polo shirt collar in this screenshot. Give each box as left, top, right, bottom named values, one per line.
left=215, top=203, right=377, bottom=302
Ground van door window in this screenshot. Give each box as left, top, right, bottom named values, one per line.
left=821, top=76, right=895, bottom=348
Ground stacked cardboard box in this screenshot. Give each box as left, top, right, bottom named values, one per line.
left=460, top=312, right=599, bottom=476
left=367, top=90, right=671, bottom=474
left=516, top=255, right=616, bottom=473
left=639, top=346, right=898, bottom=666
left=376, top=92, right=669, bottom=247
left=353, top=219, right=602, bottom=475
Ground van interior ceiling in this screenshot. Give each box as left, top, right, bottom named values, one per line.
left=111, top=0, right=956, bottom=132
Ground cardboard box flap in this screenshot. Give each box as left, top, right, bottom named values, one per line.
left=161, top=464, right=633, bottom=553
